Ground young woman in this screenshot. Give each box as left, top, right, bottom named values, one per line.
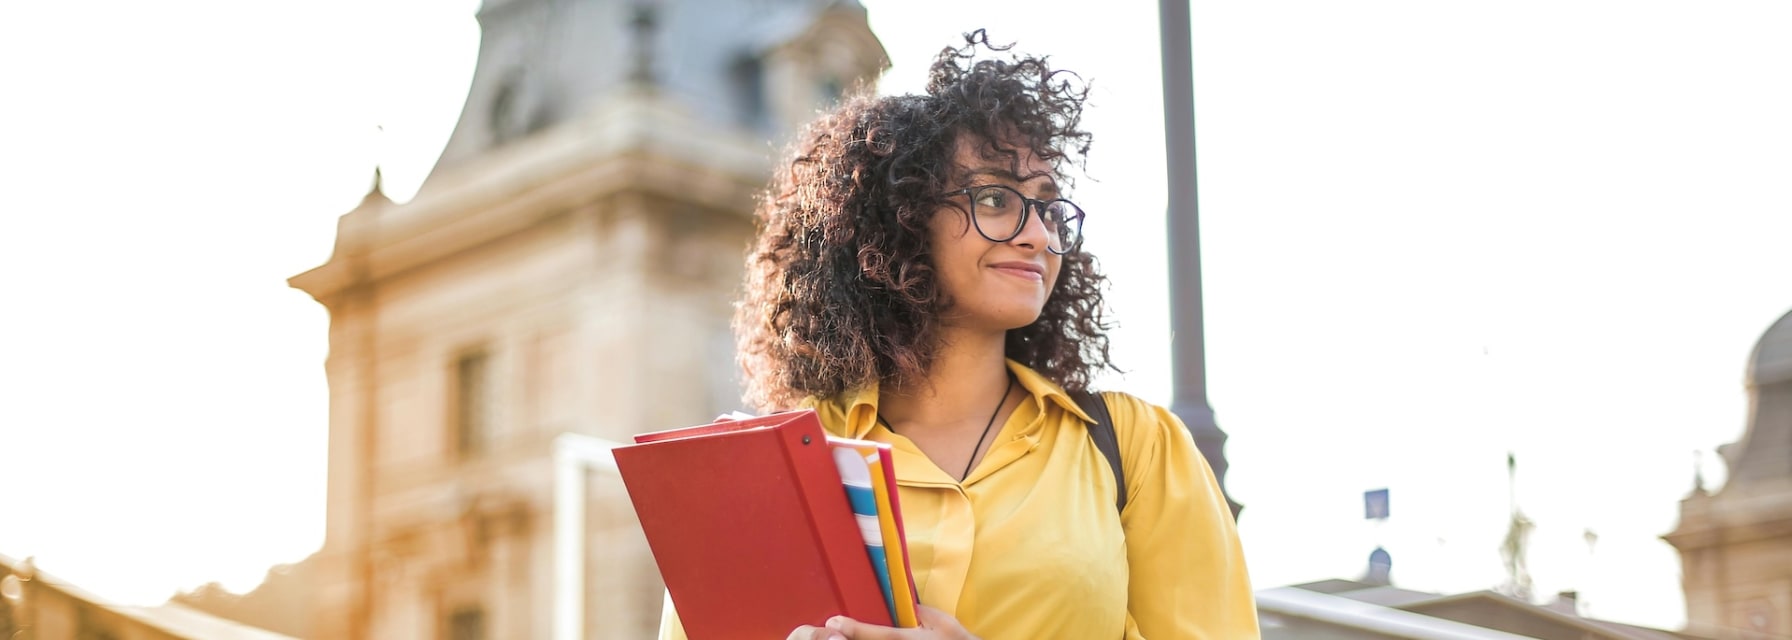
left=660, top=31, right=1258, bottom=640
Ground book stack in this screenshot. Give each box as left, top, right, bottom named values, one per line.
left=828, top=437, right=920, bottom=627
left=613, top=410, right=919, bottom=639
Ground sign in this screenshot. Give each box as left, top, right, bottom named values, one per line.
left=1364, top=488, right=1390, bottom=520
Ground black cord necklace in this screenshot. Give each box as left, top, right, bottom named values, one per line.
left=878, top=373, right=1016, bottom=481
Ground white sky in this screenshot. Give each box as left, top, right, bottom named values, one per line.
left=2, top=0, right=1788, bottom=633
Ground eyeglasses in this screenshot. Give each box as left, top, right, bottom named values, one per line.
left=941, top=184, right=1085, bottom=254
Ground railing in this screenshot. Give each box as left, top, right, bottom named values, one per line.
left=551, top=432, right=626, bottom=640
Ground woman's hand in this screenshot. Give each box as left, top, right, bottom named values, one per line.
left=786, top=606, right=979, bottom=640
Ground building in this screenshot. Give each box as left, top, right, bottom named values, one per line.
left=1281, top=305, right=1792, bottom=640
left=287, top=1, right=886, bottom=638
left=1, top=553, right=297, bottom=640
left=1666, top=307, right=1792, bottom=639
left=1259, top=579, right=1709, bottom=640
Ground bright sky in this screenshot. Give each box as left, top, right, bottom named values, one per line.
left=2, top=0, right=1788, bottom=633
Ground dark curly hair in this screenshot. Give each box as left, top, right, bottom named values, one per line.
left=734, top=30, right=1116, bottom=410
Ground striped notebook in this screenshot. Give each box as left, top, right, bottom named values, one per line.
left=828, top=437, right=920, bottom=627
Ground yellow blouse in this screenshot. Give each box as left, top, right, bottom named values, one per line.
left=658, top=361, right=1259, bottom=639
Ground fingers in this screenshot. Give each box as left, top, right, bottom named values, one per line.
left=914, top=605, right=954, bottom=628
left=788, top=625, right=843, bottom=640
left=826, top=616, right=899, bottom=640
left=807, top=611, right=975, bottom=640
left=913, top=606, right=976, bottom=639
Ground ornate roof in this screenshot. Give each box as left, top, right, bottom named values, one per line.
left=1719, top=306, right=1792, bottom=489
left=1748, top=307, right=1792, bottom=387
left=419, top=0, right=883, bottom=194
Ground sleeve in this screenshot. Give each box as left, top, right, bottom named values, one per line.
left=656, top=591, right=688, bottom=640
left=1108, top=393, right=1260, bottom=639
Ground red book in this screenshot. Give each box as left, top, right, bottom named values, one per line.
left=614, top=410, right=893, bottom=639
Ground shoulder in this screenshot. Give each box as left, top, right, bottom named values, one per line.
left=1092, top=392, right=1183, bottom=442
left=1092, top=391, right=1209, bottom=474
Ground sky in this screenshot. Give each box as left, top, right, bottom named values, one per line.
left=2, top=0, right=1789, bottom=633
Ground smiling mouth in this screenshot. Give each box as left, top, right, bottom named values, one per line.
left=990, top=264, right=1045, bottom=281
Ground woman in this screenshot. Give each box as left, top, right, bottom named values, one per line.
left=660, top=31, right=1258, bottom=640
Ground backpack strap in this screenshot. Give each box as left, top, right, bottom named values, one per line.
left=1070, top=390, right=1127, bottom=514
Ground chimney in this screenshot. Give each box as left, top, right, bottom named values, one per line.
left=1548, top=590, right=1580, bottom=616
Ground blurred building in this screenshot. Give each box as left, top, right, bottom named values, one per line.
left=171, top=555, right=317, bottom=639
left=288, top=1, right=885, bottom=638
left=1258, top=579, right=1708, bottom=640
left=0, top=553, right=296, bottom=640
left=1666, top=307, right=1792, bottom=639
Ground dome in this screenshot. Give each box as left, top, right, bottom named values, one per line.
left=1749, top=308, right=1792, bottom=387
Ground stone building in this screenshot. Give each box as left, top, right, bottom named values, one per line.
left=1667, top=307, right=1792, bottom=639
left=287, top=1, right=886, bottom=638
left=1257, top=579, right=1702, bottom=640
left=1, top=554, right=296, bottom=640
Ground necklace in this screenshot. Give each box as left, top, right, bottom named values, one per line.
left=878, top=374, right=1016, bottom=482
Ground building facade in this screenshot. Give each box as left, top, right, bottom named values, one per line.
left=288, top=2, right=886, bottom=638
left=1258, top=579, right=1702, bottom=640
left=1, top=554, right=296, bottom=640
left=1666, top=307, right=1792, bottom=639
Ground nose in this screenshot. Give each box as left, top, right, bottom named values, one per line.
left=1008, top=202, right=1052, bottom=252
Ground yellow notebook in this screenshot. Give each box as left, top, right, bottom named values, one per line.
left=863, top=443, right=919, bottom=627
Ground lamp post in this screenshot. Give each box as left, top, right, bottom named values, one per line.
left=1159, top=0, right=1240, bottom=517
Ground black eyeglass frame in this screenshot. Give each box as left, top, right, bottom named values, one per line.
left=940, top=184, right=1086, bottom=255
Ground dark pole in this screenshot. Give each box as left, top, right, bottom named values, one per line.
left=1160, top=0, right=1240, bottom=518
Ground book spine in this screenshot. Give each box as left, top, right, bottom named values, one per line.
left=785, top=423, right=892, bottom=625
left=871, top=446, right=919, bottom=627
left=836, top=444, right=897, bottom=621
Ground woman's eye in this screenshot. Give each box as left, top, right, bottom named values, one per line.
left=975, top=191, right=1007, bottom=209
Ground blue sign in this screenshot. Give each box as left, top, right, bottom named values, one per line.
left=1364, top=488, right=1390, bottom=520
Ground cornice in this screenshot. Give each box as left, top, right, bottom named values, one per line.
left=290, top=89, right=772, bottom=307
left=1664, top=482, right=1792, bottom=550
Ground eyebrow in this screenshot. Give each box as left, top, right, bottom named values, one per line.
left=962, top=168, right=1062, bottom=198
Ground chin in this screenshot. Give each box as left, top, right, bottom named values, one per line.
left=998, top=310, right=1048, bottom=331
left=945, top=295, right=1049, bottom=331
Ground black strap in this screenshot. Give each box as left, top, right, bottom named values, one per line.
left=1071, top=390, right=1126, bottom=513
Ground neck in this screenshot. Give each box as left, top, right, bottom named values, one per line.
left=879, top=326, right=1011, bottom=433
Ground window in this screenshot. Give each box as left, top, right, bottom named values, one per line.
left=454, top=351, right=493, bottom=459
left=817, top=76, right=843, bottom=107
left=446, top=606, right=484, bottom=640
left=489, top=70, right=545, bottom=144
left=731, top=56, right=767, bottom=131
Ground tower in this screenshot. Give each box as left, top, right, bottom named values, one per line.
left=289, top=2, right=886, bottom=637
left=1666, top=307, right=1792, bottom=639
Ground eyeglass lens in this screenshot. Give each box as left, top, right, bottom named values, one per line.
left=967, top=185, right=1082, bottom=252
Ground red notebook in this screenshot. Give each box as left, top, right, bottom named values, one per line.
left=613, top=410, right=892, bottom=639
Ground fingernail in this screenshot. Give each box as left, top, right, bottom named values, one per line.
left=825, top=616, right=846, bottom=630
left=828, top=635, right=846, bottom=640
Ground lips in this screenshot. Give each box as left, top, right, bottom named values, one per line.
left=989, top=261, right=1046, bottom=281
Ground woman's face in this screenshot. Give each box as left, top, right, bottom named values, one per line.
left=927, top=136, right=1065, bottom=333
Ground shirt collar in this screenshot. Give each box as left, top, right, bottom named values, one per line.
left=1007, top=359, right=1097, bottom=424
left=814, top=359, right=1095, bottom=438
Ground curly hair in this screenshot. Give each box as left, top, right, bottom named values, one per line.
left=734, top=30, right=1117, bottom=410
